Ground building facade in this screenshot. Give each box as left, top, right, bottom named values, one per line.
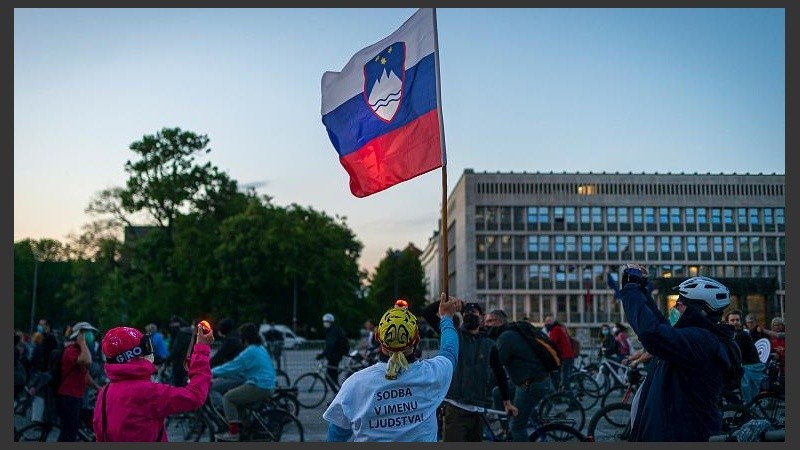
left=421, top=170, right=785, bottom=339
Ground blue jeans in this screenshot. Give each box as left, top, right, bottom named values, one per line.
left=511, top=378, right=553, bottom=442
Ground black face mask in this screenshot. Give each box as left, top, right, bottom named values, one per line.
left=462, top=314, right=481, bottom=331
left=544, top=323, right=556, bottom=332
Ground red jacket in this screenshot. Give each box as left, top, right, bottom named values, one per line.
left=93, top=343, right=211, bottom=442
left=548, top=323, right=575, bottom=359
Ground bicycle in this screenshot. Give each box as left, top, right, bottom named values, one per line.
left=292, top=359, right=343, bottom=409
left=593, top=355, right=632, bottom=394
left=600, top=364, right=645, bottom=408
left=338, top=348, right=379, bottom=384
left=172, top=389, right=304, bottom=442
left=586, top=401, right=631, bottom=442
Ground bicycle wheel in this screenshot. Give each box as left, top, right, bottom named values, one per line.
left=600, top=384, right=627, bottom=408
left=273, top=391, right=300, bottom=417
left=249, top=408, right=305, bottom=442
left=275, top=369, right=291, bottom=388
left=529, top=422, right=588, bottom=442
left=568, top=372, right=601, bottom=410
left=748, top=392, right=785, bottom=427
left=537, top=391, right=585, bottom=432
left=292, top=372, right=328, bottom=409
left=15, top=422, right=60, bottom=442
left=586, top=401, right=631, bottom=442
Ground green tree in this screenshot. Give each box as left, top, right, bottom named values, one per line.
left=365, top=247, right=427, bottom=321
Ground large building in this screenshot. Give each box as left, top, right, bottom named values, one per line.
left=421, top=170, right=785, bottom=340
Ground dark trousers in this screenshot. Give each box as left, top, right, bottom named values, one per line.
left=443, top=403, right=483, bottom=441
left=56, top=394, right=82, bottom=441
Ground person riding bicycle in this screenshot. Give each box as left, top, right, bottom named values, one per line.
left=619, top=264, right=742, bottom=441
left=323, top=294, right=460, bottom=442
left=317, top=313, right=349, bottom=391
left=484, top=309, right=555, bottom=442
left=422, top=298, right=517, bottom=441
left=93, top=323, right=214, bottom=441
left=211, top=322, right=276, bottom=441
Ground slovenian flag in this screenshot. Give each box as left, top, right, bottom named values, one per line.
left=321, top=8, right=444, bottom=198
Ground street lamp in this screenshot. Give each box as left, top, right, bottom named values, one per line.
left=392, top=250, right=401, bottom=299
left=28, top=243, right=43, bottom=336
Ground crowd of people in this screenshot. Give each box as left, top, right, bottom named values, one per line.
left=13, top=268, right=784, bottom=442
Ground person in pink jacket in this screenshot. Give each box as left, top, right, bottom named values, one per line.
left=93, top=323, right=214, bottom=441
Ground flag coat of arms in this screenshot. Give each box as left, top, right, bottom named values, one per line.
left=321, top=8, right=443, bottom=198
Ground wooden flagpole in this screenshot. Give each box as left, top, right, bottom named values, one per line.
left=432, top=8, right=448, bottom=300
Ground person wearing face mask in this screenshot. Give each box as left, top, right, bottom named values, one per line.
left=55, top=321, right=102, bottom=441
left=316, top=313, right=349, bottom=391
left=618, top=264, right=742, bottom=441
left=422, top=298, right=517, bottom=441
left=543, top=316, right=576, bottom=394
left=94, top=324, right=214, bottom=441
left=599, top=324, right=621, bottom=361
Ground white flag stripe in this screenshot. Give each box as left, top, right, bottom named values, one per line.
left=321, top=8, right=435, bottom=116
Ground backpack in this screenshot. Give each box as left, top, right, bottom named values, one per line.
left=46, top=347, right=67, bottom=391
left=509, top=321, right=562, bottom=372
left=337, top=332, right=350, bottom=356
left=569, top=335, right=582, bottom=357
left=720, top=336, right=744, bottom=391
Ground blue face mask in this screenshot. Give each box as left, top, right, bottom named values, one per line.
left=601, top=329, right=610, bottom=335
left=668, top=307, right=681, bottom=326
left=36, top=325, right=45, bottom=334
left=84, top=331, right=95, bottom=346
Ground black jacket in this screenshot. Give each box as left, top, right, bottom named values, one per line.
left=210, top=329, right=244, bottom=368
left=422, top=301, right=511, bottom=407
left=620, top=283, right=737, bottom=441
left=323, top=325, right=348, bottom=363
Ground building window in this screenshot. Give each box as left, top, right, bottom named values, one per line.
left=528, top=264, right=539, bottom=282
left=607, top=207, right=617, bottom=223
left=764, top=208, right=773, bottom=225
left=713, top=237, right=723, bottom=252
left=660, top=236, right=671, bottom=252
left=724, top=208, right=734, bottom=224
left=739, top=236, right=750, bottom=253
left=618, top=207, right=628, bottom=224
left=566, top=235, right=577, bottom=252
left=686, top=207, right=695, bottom=224
left=659, top=207, right=669, bottom=225
left=580, top=236, right=591, bottom=253
left=687, top=236, right=697, bottom=252
left=645, top=207, right=655, bottom=224
left=737, top=208, right=748, bottom=225
left=698, top=236, right=709, bottom=252
left=749, top=208, right=759, bottom=225
left=619, top=236, right=629, bottom=253
left=711, top=208, right=722, bottom=224
left=592, top=207, right=602, bottom=223
left=776, top=208, right=784, bottom=225
left=555, top=236, right=565, bottom=252
left=697, top=207, right=707, bottom=224
left=539, top=207, right=549, bottom=223
left=540, top=235, right=550, bottom=252
left=554, top=206, right=565, bottom=223
left=671, top=208, right=681, bottom=224
left=608, top=236, right=618, bottom=253
left=724, top=237, right=734, bottom=253
left=645, top=236, right=656, bottom=252
left=751, top=236, right=761, bottom=253
left=580, top=207, right=590, bottom=223
left=527, top=207, right=538, bottom=224
left=633, top=207, right=643, bottom=224
left=592, top=236, right=603, bottom=252
left=672, top=236, right=682, bottom=252
left=528, top=236, right=538, bottom=252
left=634, top=236, right=644, bottom=252
left=565, top=207, right=576, bottom=224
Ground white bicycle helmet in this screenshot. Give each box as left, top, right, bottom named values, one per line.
left=322, top=313, right=335, bottom=322
left=673, top=276, right=730, bottom=313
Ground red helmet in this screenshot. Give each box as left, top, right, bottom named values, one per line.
left=102, top=326, right=153, bottom=364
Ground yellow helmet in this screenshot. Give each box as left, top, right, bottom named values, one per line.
left=377, top=306, right=419, bottom=353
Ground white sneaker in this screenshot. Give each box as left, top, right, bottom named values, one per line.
left=214, top=432, right=240, bottom=442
